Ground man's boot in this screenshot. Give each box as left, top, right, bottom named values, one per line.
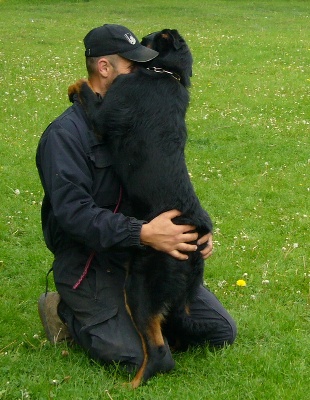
left=38, top=292, right=72, bottom=344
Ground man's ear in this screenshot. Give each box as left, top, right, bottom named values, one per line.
left=98, top=58, right=109, bottom=77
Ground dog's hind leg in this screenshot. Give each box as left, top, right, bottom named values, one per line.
left=124, top=273, right=175, bottom=388
left=128, top=312, right=175, bottom=389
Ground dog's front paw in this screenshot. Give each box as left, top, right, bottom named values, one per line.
left=67, top=79, right=89, bottom=103
left=68, top=79, right=96, bottom=105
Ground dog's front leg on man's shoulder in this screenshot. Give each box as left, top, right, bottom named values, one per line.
left=68, top=78, right=88, bottom=103
left=79, top=81, right=100, bottom=108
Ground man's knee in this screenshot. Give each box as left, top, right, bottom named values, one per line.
left=65, top=308, right=144, bottom=369
left=83, top=328, right=144, bottom=369
left=164, top=286, right=238, bottom=349
left=209, top=315, right=237, bottom=347
left=172, top=312, right=237, bottom=348
left=187, top=286, right=237, bottom=347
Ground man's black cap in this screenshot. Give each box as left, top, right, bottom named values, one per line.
left=84, top=24, right=158, bottom=62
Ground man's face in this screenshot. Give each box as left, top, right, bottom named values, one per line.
left=115, top=56, right=134, bottom=75
left=106, top=55, right=134, bottom=89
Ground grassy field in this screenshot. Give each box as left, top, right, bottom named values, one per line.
left=0, top=0, right=309, bottom=399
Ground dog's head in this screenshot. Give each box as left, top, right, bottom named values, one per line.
left=141, top=29, right=193, bottom=88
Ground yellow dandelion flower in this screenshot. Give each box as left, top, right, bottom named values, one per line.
left=236, top=279, right=247, bottom=287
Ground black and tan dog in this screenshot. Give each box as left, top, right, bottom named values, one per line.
left=69, top=29, right=213, bottom=388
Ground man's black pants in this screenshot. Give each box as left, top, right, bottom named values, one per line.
left=54, top=249, right=237, bottom=370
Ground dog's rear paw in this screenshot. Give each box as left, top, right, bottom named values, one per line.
left=144, top=344, right=175, bottom=379
left=129, top=344, right=175, bottom=388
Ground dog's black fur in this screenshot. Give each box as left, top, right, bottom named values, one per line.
left=69, top=29, right=213, bottom=388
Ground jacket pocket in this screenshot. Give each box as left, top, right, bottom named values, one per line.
left=88, top=143, right=120, bottom=208
left=81, top=306, right=119, bottom=333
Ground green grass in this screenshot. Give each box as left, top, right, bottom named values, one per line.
left=0, top=0, right=309, bottom=398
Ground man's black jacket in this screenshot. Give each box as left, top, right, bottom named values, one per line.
left=36, top=95, right=144, bottom=257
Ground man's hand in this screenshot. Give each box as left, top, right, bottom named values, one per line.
left=197, top=232, right=213, bottom=260
left=140, top=210, right=198, bottom=260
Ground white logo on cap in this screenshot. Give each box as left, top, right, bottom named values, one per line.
left=124, top=33, right=136, bottom=45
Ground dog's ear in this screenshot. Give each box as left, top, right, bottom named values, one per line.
left=161, top=29, right=183, bottom=50
left=161, top=29, right=193, bottom=84
left=141, top=31, right=158, bottom=48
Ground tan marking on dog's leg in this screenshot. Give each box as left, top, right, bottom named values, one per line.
left=185, top=305, right=191, bottom=315
left=124, top=289, right=148, bottom=389
left=146, top=314, right=165, bottom=347
left=131, top=315, right=165, bottom=388
left=129, top=330, right=149, bottom=389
